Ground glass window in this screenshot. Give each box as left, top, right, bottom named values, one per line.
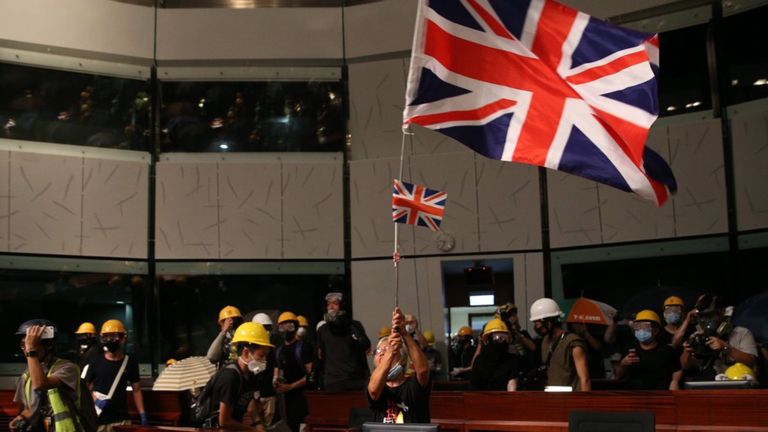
left=159, top=81, right=345, bottom=153
left=723, top=5, right=768, bottom=105
left=0, top=62, right=151, bottom=150
left=657, top=24, right=712, bottom=116
left=157, top=273, right=344, bottom=362
left=0, top=269, right=149, bottom=363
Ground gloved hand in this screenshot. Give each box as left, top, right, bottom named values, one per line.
left=140, top=412, right=149, bottom=426
left=95, top=398, right=109, bottom=410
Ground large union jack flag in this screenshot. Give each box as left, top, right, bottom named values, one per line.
left=392, top=179, right=448, bottom=231
left=403, top=0, right=677, bottom=206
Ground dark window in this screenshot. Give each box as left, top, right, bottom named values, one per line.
left=657, top=24, right=712, bottom=116
left=157, top=273, right=344, bottom=361
left=159, top=81, right=345, bottom=153
left=0, top=62, right=150, bottom=150
left=0, top=269, right=149, bottom=363
left=722, top=5, right=768, bottom=105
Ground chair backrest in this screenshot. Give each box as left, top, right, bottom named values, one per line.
left=568, top=411, right=655, bottom=432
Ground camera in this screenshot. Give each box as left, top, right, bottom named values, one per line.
left=12, top=416, right=32, bottom=432
left=687, top=317, right=732, bottom=359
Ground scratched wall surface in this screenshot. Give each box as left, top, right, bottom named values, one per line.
left=2, top=146, right=149, bottom=258
left=155, top=155, right=343, bottom=260
left=731, top=107, right=768, bottom=231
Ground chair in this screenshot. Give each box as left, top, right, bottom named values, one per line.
left=568, top=411, right=655, bottom=432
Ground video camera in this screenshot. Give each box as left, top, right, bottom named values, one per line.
left=686, top=294, right=732, bottom=359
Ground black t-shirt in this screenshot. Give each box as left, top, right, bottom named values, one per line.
left=470, top=348, right=520, bottom=391
left=621, top=343, right=681, bottom=390
left=84, top=354, right=140, bottom=424
left=210, top=365, right=258, bottom=423
left=276, top=340, right=313, bottom=385
left=317, top=320, right=371, bottom=387
left=368, top=377, right=431, bottom=424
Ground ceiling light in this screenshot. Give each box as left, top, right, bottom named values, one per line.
left=754, top=78, right=768, bottom=86
left=666, top=106, right=677, bottom=112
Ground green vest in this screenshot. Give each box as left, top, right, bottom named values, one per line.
left=23, top=358, right=82, bottom=432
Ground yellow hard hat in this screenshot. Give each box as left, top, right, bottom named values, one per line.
left=423, top=330, right=435, bottom=345
left=297, top=315, right=309, bottom=327
left=278, top=311, right=298, bottom=324
left=634, top=309, right=661, bottom=326
left=458, top=326, right=473, bottom=337
left=725, top=363, right=755, bottom=381
left=218, top=306, right=242, bottom=323
left=378, top=326, right=391, bottom=338
left=166, top=358, right=177, bottom=366
left=231, top=322, right=274, bottom=347
left=75, top=322, right=97, bottom=335
left=482, top=318, right=509, bottom=337
left=100, top=319, right=126, bottom=335
left=664, top=296, right=685, bottom=308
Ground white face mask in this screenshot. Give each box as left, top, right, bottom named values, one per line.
left=245, top=352, right=267, bottom=375
left=405, top=324, right=415, bottom=334
left=386, top=362, right=404, bottom=380
left=297, top=327, right=307, bottom=337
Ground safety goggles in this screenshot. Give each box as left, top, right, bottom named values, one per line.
left=488, top=332, right=510, bottom=343
left=631, top=322, right=654, bottom=332
left=278, top=322, right=296, bottom=332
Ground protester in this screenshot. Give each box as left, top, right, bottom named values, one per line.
left=614, top=310, right=682, bottom=390
left=368, top=307, right=430, bottom=423
left=274, top=312, right=312, bottom=432
left=530, top=298, right=591, bottom=391
left=207, top=322, right=273, bottom=431
left=75, top=322, right=100, bottom=373
left=12, top=320, right=91, bottom=432
left=316, top=292, right=371, bottom=391
left=660, top=296, right=692, bottom=348
left=449, top=326, right=475, bottom=380
left=496, top=303, right=536, bottom=356
left=421, top=331, right=444, bottom=380
left=470, top=319, right=520, bottom=391
left=84, top=320, right=146, bottom=432
left=207, top=306, right=244, bottom=370
left=250, top=313, right=277, bottom=425
left=403, top=314, right=428, bottom=348
left=681, top=294, right=758, bottom=380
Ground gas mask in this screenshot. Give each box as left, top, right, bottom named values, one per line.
left=324, top=309, right=346, bottom=323
left=102, top=338, right=121, bottom=353
left=247, top=358, right=267, bottom=375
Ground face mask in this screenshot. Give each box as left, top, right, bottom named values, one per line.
left=247, top=357, right=267, bottom=375
left=634, top=329, right=653, bottom=343
left=103, top=339, right=121, bottom=353
left=325, top=309, right=346, bottom=323
left=284, top=331, right=297, bottom=341
left=664, top=311, right=681, bottom=325
left=405, top=324, right=415, bottom=334
left=386, top=362, right=404, bottom=380
left=297, top=327, right=307, bottom=337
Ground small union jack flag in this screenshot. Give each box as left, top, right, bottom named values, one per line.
left=392, top=179, right=448, bottom=231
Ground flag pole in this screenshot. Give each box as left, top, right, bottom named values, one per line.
left=394, top=129, right=409, bottom=309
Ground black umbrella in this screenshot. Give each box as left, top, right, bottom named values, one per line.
left=733, top=290, right=768, bottom=345
left=621, top=285, right=700, bottom=319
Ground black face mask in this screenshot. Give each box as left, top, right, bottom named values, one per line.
left=103, top=339, right=121, bottom=353
left=284, top=331, right=297, bottom=342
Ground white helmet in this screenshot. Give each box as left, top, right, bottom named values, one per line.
left=316, top=320, right=326, bottom=331
left=529, top=298, right=562, bottom=321
left=252, top=313, right=273, bottom=326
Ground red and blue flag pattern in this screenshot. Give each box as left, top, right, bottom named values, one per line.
left=392, top=179, right=448, bottom=231
left=403, top=0, right=677, bottom=206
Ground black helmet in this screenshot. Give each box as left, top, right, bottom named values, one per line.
left=16, top=319, right=57, bottom=339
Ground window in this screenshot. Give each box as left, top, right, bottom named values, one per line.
left=657, top=24, right=712, bottom=116
left=722, top=5, right=768, bottom=105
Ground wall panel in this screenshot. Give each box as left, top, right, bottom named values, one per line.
left=155, top=161, right=220, bottom=259
left=476, top=159, right=541, bottom=252
left=731, top=107, right=768, bottom=231
left=598, top=124, right=676, bottom=243
left=348, top=59, right=409, bottom=160
left=411, top=152, right=479, bottom=255
left=0, top=151, right=9, bottom=252
left=218, top=160, right=282, bottom=259
left=668, top=119, right=728, bottom=237
left=547, top=171, right=602, bottom=248
left=349, top=157, right=415, bottom=258
left=9, top=151, right=82, bottom=255
left=82, top=158, right=149, bottom=258
left=282, top=157, right=344, bottom=259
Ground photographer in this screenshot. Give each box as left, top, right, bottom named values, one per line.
left=12, top=320, right=85, bottom=432
left=681, top=295, right=758, bottom=381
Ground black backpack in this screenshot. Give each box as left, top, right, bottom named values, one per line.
left=190, top=363, right=242, bottom=427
